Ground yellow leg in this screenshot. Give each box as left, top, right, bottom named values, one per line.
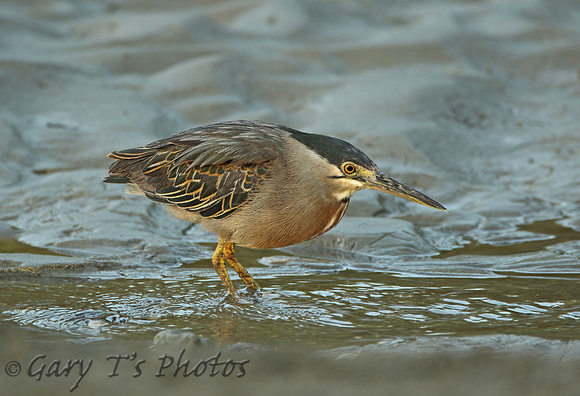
left=211, top=238, right=237, bottom=297
left=223, top=242, right=260, bottom=290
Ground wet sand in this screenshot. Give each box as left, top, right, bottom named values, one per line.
left=1, top=0, right=580, bottom=394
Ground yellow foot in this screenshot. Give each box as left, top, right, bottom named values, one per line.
left=211, top=239, right=238, bottom=297
left=223, top=241, right=260, bottom=290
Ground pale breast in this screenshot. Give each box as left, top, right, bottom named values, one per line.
left=221, top=198, right=349, bottom=249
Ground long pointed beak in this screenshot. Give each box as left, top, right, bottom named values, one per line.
left=367, top=172, right=447, bottom=211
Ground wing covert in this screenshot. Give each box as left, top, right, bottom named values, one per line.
left=106, top=121, right=286, bottom=219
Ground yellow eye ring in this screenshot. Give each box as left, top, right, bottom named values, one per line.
left=342, top=162, right=356, bottom=175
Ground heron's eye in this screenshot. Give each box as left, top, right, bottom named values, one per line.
left=342, top=162, right=356, bottom=175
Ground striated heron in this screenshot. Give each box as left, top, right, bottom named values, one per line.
left=104, top=120, right=446, bottom=297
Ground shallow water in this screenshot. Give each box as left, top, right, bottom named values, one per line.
left=2, top=269, right=579, bottom=348
left=1, top=0, right=580, bottom=393
left=1, top=223, right=579, bottom=350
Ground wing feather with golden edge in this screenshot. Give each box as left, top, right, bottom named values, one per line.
left=107, top=145, right=273, bottom=220
left=106, top=121, right=287, bottom=219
